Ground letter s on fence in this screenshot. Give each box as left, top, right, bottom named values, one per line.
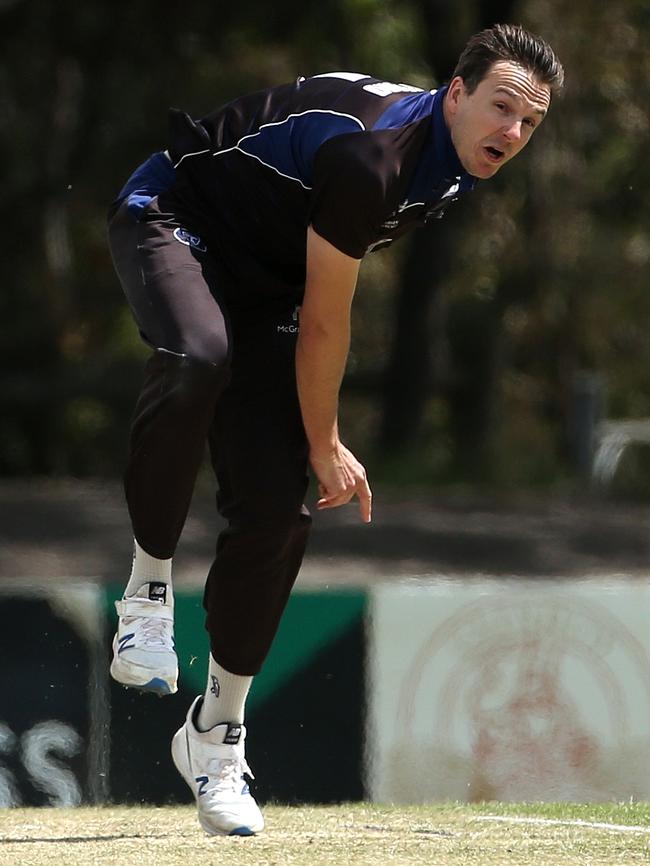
left=22, top=721, right=83, bottom=807
left=0, top=723, right=21, bottom=807
left=0, top=720, right=83, bottom=807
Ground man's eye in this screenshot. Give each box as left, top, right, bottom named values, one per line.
left=524, top=118, right=536, bottom=129
left=495, top=102, right=507, bottom=111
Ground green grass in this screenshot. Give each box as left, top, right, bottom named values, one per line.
left=1, top=802, right=648, bottom=866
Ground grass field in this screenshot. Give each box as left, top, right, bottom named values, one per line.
left=1, top=802, right=649, bottom=866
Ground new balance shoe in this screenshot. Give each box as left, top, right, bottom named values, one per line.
left=171, top=696, right=264, bottom=836
left=110, top=582, right=178, bottom=696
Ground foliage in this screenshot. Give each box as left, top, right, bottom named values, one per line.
left=2, top=0, right=650, bottom=487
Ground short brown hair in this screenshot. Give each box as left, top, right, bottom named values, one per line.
left=452, top=23, right=564, bottom=95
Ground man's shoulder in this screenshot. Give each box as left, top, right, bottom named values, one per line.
left=294, top=73, right=431, bottom=127
left=313, top=115, right=431, bottom=182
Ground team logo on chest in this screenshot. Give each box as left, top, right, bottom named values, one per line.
left=381, top=198, right=418, bottom=231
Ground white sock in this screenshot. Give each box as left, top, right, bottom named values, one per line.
left=124, top=539, right=172, bottom=598
left=197, top=655, right=253, bottom=730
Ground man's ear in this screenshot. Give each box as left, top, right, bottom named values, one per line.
left=444, top=75, right=465, bottom=122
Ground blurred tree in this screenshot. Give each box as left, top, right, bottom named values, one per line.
left=2, top=0, right=650, bottom=489
left=379, top=0, right=517, bottom=463
left=0, top=0, right=421, bottom=475
left=437, top=0, right=650, bottom=484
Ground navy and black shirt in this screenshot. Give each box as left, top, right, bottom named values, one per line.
left=116, top=72, right=476, bottom=293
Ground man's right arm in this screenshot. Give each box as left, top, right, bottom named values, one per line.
left=296, top=226, right=372, bottom=523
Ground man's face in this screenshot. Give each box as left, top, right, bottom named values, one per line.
left=444, top=60, right=551, bottom=179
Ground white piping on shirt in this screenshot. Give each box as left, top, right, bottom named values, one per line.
left=172, top=148, right=211, bottom=169
left=397, top=200, right=426, bottom=213
left=227, top=149, right=315, bottom=190
left=311, top=72, right=371, bottom=82
left=173, top=108, right=366, bottom=189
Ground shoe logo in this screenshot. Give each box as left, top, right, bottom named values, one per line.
left=173, top=227, right=207, bottom=252
left=195, top=775, right=209, bottom=797
left=210, top=675, right=220, bottom=698
left=148, top=582, right=167, bottom=604
left=117, top=633, right=136, bottom=654
left=224, top=724, right=242, bottom=745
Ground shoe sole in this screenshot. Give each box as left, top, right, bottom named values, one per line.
left=110, top=656, right=178, bottom=696
left=170, top=728, right=263, bottom=836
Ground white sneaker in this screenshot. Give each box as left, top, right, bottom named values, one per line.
left=171, top=696, right=264, bottom=836
left=110, top=582, right=178, bottom=695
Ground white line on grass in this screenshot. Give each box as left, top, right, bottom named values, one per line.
left=476, top=816, right=650, bottom=834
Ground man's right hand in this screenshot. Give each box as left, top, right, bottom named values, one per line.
left=310, top=442, right=372, bottom=523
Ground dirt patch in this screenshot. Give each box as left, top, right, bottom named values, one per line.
left=1, top=479, right=650, bottom=587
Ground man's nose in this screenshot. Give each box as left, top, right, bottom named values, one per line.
left=503, top=120, right=523, bottom=142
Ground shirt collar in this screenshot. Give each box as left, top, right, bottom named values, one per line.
left=408, top=85, right=476, bottom=203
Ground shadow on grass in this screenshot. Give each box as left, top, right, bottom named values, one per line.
left=0, top=832, right=183, bottom=844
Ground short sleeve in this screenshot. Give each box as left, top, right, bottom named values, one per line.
left=308, top=132, right=400, bottom=259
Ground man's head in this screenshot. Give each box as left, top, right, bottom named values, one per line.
left=443, top=24, right=564, bottom=179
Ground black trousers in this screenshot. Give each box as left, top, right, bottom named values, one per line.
left=107, top=200, right=311, bottom=675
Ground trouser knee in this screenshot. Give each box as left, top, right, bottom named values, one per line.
left=148, top=350, right=230, bottom=417
left=218, top=505, right=312, bottom=559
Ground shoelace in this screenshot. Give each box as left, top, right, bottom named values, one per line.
left=204, top=756, right=254, bottom=795
left=123, top=616, right=173, bottom=650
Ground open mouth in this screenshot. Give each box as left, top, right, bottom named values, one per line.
left=484, top=145, right=505, bottom=163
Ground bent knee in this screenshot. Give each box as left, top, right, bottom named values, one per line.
left=153, top=348, right=230, bottom=410
left=227, top=504, right=312, bottom=536
left=174, top=329, right=230, bottom=370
